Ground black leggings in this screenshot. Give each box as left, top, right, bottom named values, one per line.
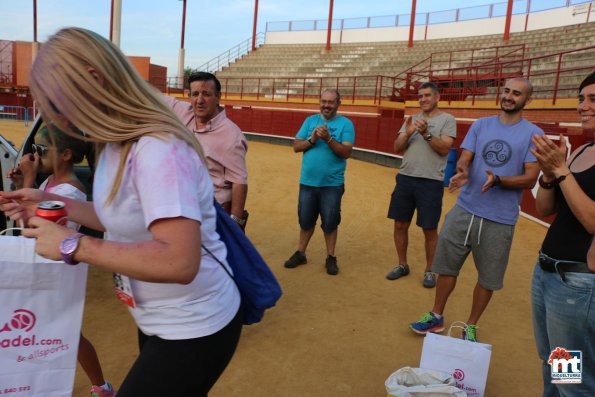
left=117, top=309, right=242, bottom=397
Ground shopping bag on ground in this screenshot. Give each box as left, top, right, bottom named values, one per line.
left=420, top=330, right=492, bottom=397
left=385, top=366, right=467, bottom=396
left=0, top=236, right=88, bottom=397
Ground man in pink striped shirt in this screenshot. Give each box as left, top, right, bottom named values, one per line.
left=165, top=72, right=249, bottom=228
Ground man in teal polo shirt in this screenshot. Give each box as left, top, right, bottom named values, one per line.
left=284, top=89, right=356, bottom=275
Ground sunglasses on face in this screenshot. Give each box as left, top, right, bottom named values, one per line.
left=31, top=143, right=49, bottom=157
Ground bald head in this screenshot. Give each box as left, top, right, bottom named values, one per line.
left=507, top=77, right=533, bottom=98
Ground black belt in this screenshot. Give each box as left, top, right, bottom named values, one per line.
left=538, top=252, right=592, bottom=281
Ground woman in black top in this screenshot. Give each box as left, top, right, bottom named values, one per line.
left=530, top=72, right=595, bottom=397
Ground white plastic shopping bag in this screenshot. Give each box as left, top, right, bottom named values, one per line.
left=385, top=366, right=467, bottom=396
left=420, top=332, right=492, bottom=397
left=0, top=236, right=88, bottom=397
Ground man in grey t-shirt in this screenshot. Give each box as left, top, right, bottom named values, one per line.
left=386, top=82, right=457, bottom=288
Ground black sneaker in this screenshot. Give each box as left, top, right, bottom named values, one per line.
left=284, top=251, right=307, bottom=268
left=386, top=264, right=410, bottom=280
left=325, top=255, right=339, bottom=275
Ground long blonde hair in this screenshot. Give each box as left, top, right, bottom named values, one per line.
left=29, top=27, right=206, bottom=205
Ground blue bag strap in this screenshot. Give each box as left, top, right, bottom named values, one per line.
left=202, top=199, right=237, bottom=285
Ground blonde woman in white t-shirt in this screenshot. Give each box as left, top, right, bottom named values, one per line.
left=8, top=125, right=116, bottom=397
left=0, top=28, right=242, bottom=397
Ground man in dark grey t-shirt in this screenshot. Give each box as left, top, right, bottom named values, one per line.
left=386, top=82, right=457, bottom=288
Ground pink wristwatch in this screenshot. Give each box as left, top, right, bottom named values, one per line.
left=60, top=233, right=84, bottom=265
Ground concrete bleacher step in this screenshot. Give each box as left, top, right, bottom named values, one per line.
left=215, top=22, right=595, bottom=98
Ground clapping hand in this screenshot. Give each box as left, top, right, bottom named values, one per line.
left=413, top=118, right=428, bottom=135
left=449, top=163, right=469, bottom=192
left=315, top=124, right=331, bottom=142
left=481, top=170, right=497, bottom=193
left=530, top=134, right=569, bottom=178
left=404, top=117, right=417, bottom=136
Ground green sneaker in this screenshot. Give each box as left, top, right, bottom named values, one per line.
left=463, top=324, right=478, bottom=342
left=410, top=311, right=445, bottom=334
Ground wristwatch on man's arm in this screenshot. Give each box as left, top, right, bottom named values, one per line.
left=230, top=211, right=249, bottom=231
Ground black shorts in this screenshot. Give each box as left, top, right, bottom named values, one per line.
left=387, top=173, right=444, bottom=229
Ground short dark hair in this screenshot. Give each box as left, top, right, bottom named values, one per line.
left=188, top=71, right=221, bottom=94
left=418, top=82, right=439, bottom=95
left=579, top=71, right=595, bottom=93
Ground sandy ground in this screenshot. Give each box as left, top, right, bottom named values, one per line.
left=1, top=121, right=547, bottom=396
left=0, top=120, right=33, bottom=148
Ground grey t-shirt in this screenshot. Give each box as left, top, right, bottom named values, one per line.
left=398, top=112, right=457, bottom=181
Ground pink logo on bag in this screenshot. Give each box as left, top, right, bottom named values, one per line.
left=0, top=309, right=36, bottom=333
left=453, top=368, right=465, bottom=381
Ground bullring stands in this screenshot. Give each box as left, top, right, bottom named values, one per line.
left=216, top=23, right=595, bottom=102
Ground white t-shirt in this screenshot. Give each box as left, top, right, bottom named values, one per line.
left=40, top=179, right=87, bottom=229
left=92, top=134, right=240, bottom=339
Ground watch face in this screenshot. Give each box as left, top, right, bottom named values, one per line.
left=63, top=236, right=78, bottom=254
left=60, top=233, right=83, bottom=265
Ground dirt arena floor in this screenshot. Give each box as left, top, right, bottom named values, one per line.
left=1, top=121, right=547, bottom=396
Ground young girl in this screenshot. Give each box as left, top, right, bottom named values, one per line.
left=8, top=125, right=116, bottom=397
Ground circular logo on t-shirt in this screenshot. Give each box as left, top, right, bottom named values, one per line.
left=482, top=140, right=512, bottom=168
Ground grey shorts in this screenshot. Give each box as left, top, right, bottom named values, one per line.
left=431, top=205, right=515, bottom=290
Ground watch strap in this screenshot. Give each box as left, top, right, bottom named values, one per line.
left=538, top=175, right=555, bottom=189
left=230, top=214, right=246, bottom=226
left=539, top=173, right=570, bottom=189
left=556, top=173, right=571, bottom=184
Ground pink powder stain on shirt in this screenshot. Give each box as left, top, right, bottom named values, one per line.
left=163, top=141, right=205, bottom=207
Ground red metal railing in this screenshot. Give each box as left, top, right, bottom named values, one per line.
left=181, top=45, right=593, bottom=106
left=216, top=75, right=396, bottom=106
left=166, top=32, right=266, bottom=89
left=392, top=44, right=526, bottom=102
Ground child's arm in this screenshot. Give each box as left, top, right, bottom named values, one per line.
left=11, top=154, right=39, bottom=189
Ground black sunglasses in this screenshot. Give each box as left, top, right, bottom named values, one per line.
left=31, top=143, right=49, bottom=157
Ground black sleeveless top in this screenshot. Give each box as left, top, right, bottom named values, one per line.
left=541, top=143, right=595, bottom=262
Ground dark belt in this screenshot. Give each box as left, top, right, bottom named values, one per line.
left=538, top=252, right=592, bottom=281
